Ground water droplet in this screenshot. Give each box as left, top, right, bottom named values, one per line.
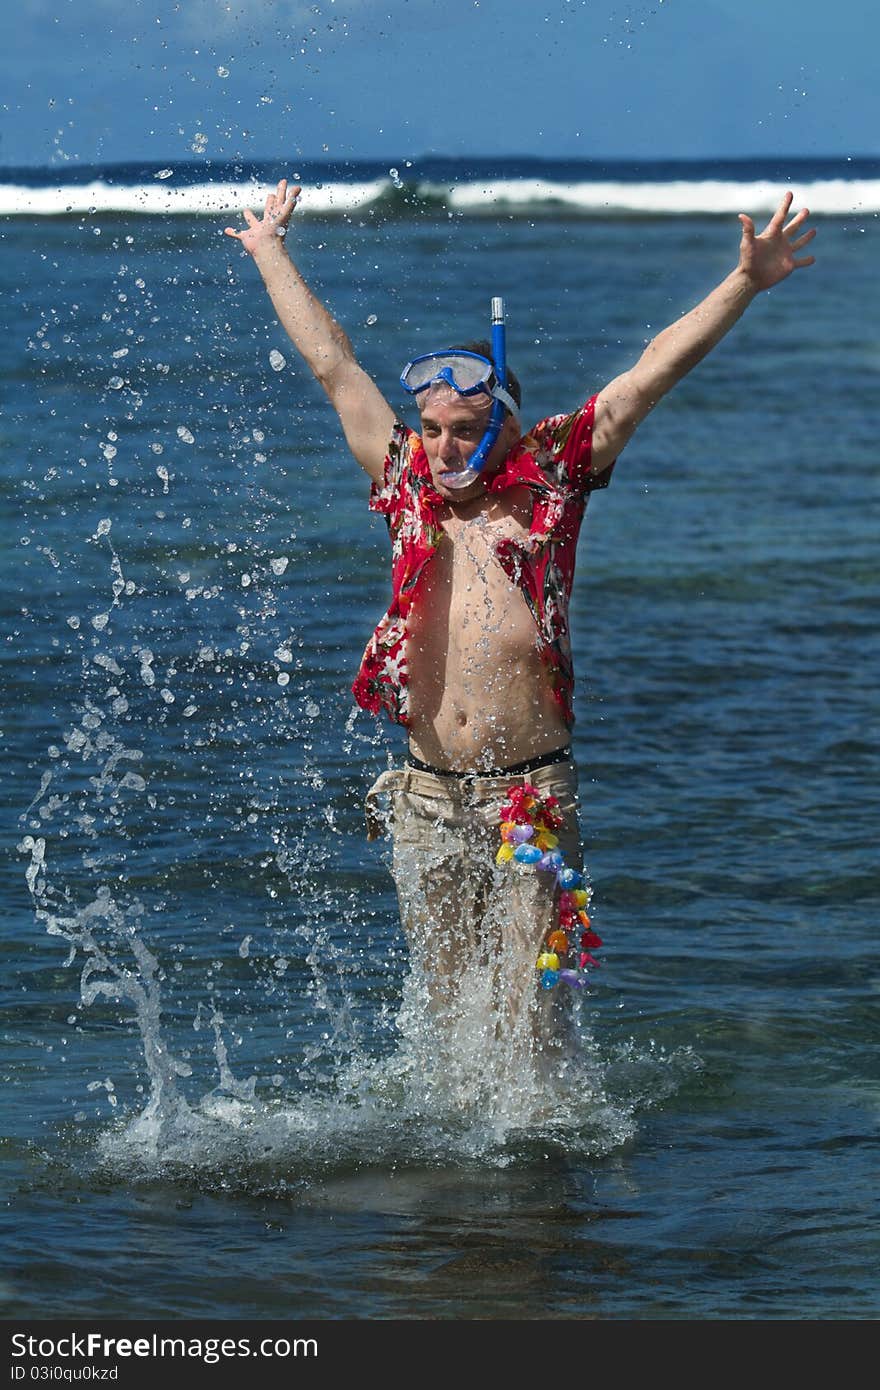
left=270, top=557, right=288, bottom=575
left=177, top=426, right=195, bottom=444
left=154, top=168, right=173, bottom=180
left=107, top=377, right=124, bottom=391
left=365, top=314, right=378, bottom=326
left=269, top=349, right=286, bottom=372
left=304, top=700, right=320, bottom=719
left=217, top=66, right=230, bottom=77
left=276, top=672, right=290, bottom=686
left=94, top=653, right=122, bottom=674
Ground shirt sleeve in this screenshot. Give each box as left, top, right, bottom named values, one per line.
left=530, top=393, right=615, bottom=495
left=368, top=420, right=418, bottom=517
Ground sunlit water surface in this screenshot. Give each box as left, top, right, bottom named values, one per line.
left=2, top=193, right=878, bottom=1319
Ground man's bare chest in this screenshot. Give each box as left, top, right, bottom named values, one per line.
left=411, top=490, right=536, bottom=634
left=438, top=488, right=533, bottom=575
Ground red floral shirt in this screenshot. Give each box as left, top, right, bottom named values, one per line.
left=352, top=394, right=613, bottom=728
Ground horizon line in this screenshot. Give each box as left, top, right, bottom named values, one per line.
left=1, top=150, right=878, bottom=176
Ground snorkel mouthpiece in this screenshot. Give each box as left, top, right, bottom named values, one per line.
left=444, top=297, right=510, bottom=492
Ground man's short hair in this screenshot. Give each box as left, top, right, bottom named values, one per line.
left=450, top=340, right=522, bottom=410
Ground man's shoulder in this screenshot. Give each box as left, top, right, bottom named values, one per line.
left=526, top=395, right=598, bottom=453
left=520, top=394, right=610, bottom=492
left=369, top=420, right=435, bottom=517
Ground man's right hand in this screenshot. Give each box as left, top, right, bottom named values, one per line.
left=225, top=179, right=301, bottom=258
left=224, top=178, right=396, bottom=483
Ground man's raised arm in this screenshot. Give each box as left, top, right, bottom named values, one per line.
left=226, top=179, right=395, bottom=483
left=591, top=192, right=817, bottom=473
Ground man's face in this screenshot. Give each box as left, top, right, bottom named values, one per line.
left=418, top=386, right=519, bottom=500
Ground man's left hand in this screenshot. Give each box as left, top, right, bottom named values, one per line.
left=737, top=191, right=817, bottom=291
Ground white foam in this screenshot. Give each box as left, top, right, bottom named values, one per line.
left=0, top=178, right=389, bottom=217
left=2, top=175, right=878, bottom=217
left=437, top=177, right=880, bottom=216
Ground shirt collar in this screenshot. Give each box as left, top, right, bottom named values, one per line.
left=414, top=431, right=561, bottom=512
left=486, top=434, right=559, bottom=497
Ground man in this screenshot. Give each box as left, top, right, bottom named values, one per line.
left=226, top=183, right=815, bottom=1068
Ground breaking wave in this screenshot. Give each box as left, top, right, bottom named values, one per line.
left=2, top=157, right=878, bottom=218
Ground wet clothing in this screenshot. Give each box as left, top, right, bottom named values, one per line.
left=365, top=759, right=584, bottom=1046
left=404, top=744, right=573, bottom=781
left=352, top=395, right=613, bottom=728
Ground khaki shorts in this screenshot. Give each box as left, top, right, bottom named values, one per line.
left=366, top=759, right=584, bottom=1047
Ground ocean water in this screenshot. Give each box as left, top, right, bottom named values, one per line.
left=2, top=158, right=879, bottom=1321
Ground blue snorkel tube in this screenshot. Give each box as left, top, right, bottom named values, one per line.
left=444, top=297, right=510, bottom=491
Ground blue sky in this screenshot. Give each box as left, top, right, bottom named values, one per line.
left=2, top=0, right=877, bottom=167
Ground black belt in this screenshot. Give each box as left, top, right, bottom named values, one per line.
left=406, top=745, right=572, bottom=780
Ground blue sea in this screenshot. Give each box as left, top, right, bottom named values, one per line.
left=2, top=156, right=878, bottom=1322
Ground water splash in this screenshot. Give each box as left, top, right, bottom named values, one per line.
left=19, top=708, right=697, bottom=1183
left=18, top=538, right=699, bottom=1190
left=21, top=771, right=697, bottom=1184
left=17, top=851, right=195, bottom=1148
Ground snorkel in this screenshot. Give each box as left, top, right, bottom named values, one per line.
left=399, top=299, right=517, bottom=492
left=444, top=297, right=509, bottom=491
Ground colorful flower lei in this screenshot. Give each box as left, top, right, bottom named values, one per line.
left=496, top=782, right=603, bottom=991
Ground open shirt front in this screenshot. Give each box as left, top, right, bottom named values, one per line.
left=352, top=393, right=614, bottom=728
